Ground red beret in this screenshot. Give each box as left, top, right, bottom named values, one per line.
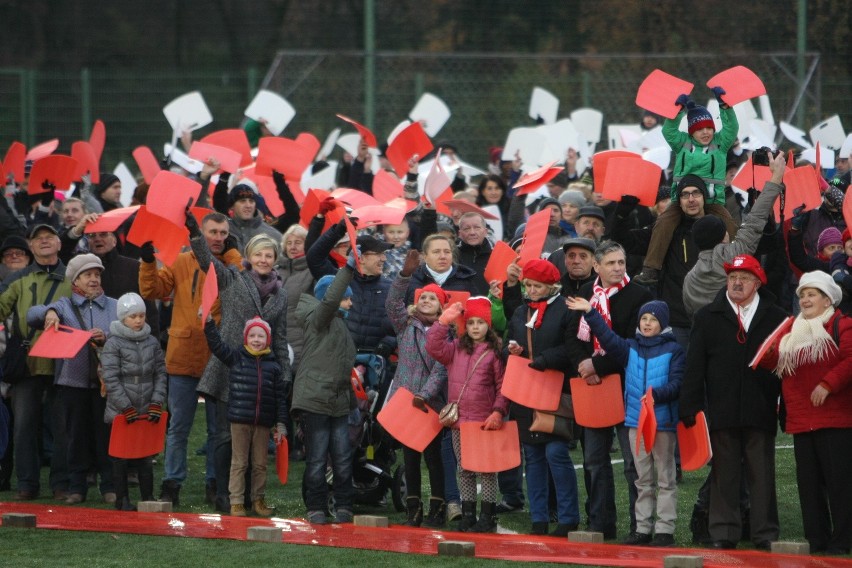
left=414, top=284, right=448, bottom=306
left=723, top=254, right=767, bottom=285
left=463, top=296, right=492, bottom=327
left=522, top=259, right=561, bottom=285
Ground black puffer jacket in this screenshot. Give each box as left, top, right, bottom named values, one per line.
left=456, top=239, right=492, bottom=296
left=205, top=320, right=288, bottom=427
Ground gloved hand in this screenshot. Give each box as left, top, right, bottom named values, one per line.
left=790, top=205, right=807, bottom=232
left=222, top=234, right=239, bottom=254
left=399, top=249, right=421, bottom=278
left=274, top=423, right=288, bottom=443
left=681, top=414, right=696, bottom=428
left=147, top=402, right=162, bottom=423
left=615, top=194, right=640, bottom=219
left=482, top=411, right=503, bottom=431
left=140, top=241, right=156, bottom=263
left=710, top=86, right=727, bottom=106
left=122, top=406, right=139, bottom=424
left=12, top=189, right=29, bottom=216
left=40, top=185, right=55, bottom=206
left=185, top=203, right=202, bottom=238
left=374, top=341, right=393, bottom=360
left=438, top=302, right=464, bottom=326
left=675, top=94, right=691, bottom=108
left=528, top=356, right=547, bottom=371
left=318, top=197, right=339, bottom=216
left=412, top=396, right=428, bottom=413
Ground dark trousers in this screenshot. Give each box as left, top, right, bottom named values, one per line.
left=582, top=424, right=637, bottom=534
left=709, top=428, right=778, bottom=544
left=794, top=428, right=852, bottom=553
left=12, top=376, right=67, bottom=494
left=113, top=456, right=154, bottom=503
left=58, top=386, right=113, bottom=496
left=402, top=432, right=444, bottom=500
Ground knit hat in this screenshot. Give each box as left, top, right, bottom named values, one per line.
left=692, top=215, right=727, bottom=251
left=675, top=175, right=708, bottom=200
left=66, top=253, right=103, bottom=283
left=463, top=296, right=492, bottom=326
left=639, top=300, right=670, bottom=330
left=796, top=270, right=842, bottom=307
left=0, top=235, right=32, bottom=261
left=228, top=179, right=259, bottom=206
left=686, top=101, right=715, bottom=135
left=817, top=227, right=843, bottom=253
left=116, top=292, right=146, bottom=321
left=522, top=258, right=561, bottom=285
left=548, top=171, right=569, bottom=190
left=537, top=197, right=562, bottom=214
left=558, top=189, right=586, bottom=208
left=723, top=254, right=767, bottom=285
left=314, top=274, right=353, bottom=301
left=823, top=187, right=845, bottom=210
left=95, top=173, right=120, bottom=195
left=415, top=284, right=448, bottom=306
left=656, top=185, right=671, bottom=203
left=243, top=316, right=272, bottom=348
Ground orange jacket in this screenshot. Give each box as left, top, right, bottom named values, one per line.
left=139, top=249, right=242, bottom=377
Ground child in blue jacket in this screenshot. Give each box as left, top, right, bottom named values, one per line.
left=567, top=298, right=684, bottom=547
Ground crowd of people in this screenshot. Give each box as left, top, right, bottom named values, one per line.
left=1, top=89, right=851, bottom=556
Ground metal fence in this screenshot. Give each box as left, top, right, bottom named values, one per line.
left=0, top=50, right=841, bottom=176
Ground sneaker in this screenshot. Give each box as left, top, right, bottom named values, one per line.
left=650, top=533, right=675, bottom=547
left=446, top=501, right=462, bottom=522
left=230, top=504, right=246, bottom=517
left=64, top=493, right=85, bottom=505
left=334, top=508, right=353, bottom=524
left=307, top=510, right=327, bottom=524
left=634, top=268, right=659, bottom=286
left=253, top=499, right=275, bottom=517
left=531, top=522, right=549, bottom=535
left=623, top=531, right=653, bottom=545
left=550, top=523, right=579, bottom=537
left=102, top=492, right=117, bottom=504
left=495, top=499, right=523, bottom=514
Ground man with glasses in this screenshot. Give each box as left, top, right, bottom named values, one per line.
left=679, top=254, right=788, bottom=551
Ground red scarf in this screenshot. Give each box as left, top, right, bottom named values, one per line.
left=577, top=275, right=630, bottom=355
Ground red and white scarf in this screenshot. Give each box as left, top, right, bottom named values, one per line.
left=577, top=275, right=630, bottom=355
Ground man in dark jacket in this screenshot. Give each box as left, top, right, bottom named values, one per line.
left=566, top=241, right=652, bottom=540
left=679, top=254, right=788, bottom=551
left=404, top=234, right=479, bottom=305
left=455, top=212, right=492, bottom=296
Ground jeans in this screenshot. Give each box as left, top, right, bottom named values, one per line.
left=524, top=440, right=580, bottom=525
left=582, top=424, right=638, bottom=534
left=498, top=463, right=525, bottom=507
left=163, top=375, right=216, bottom=485
left=402, top=432, right=444, bottom=500
left=302, top=411, right=353, bottom=512
left=11, top=376, right=67, bottom=494
left=441, top=430, right=460, bottom=504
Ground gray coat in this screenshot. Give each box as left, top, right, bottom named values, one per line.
left=191, top=236, right=292, bottom=402
left=275, top=254, right=314, bottom=369
left=229, top=216, right=283, bottom=254
left=101, top=320, right=167, bottom=423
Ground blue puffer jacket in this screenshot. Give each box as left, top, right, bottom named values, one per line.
left=583, top=309, right=684, bottom=432
left=204, top=320, right=287, bottom=427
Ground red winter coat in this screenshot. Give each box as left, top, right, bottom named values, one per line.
left=780, top=311, right=852, bottom=434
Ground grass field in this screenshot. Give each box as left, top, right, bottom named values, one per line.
left=0, top=403, right=828, bottom=567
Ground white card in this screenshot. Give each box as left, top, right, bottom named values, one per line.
left=164, top=143, right=203, bottom=174
left=163, top=91, right=213, bottom=133
left=502, top=127, right=546, bottom=167
left=809, top=115, right=845, bottom=151
left=758, top=95, right=775, bottom=125
left=639, top=126, right=666, bottom=152
left=537, top=118, right=581, bottom=164
left=800, top=147, right=835, bottom=169
left=113, top=162, right=137, bottom=207
left=570, top=108, right=603, bottom=144
left=300, top=160, right=338, bottom=193
left=318, top=128, right=341, bottom=160
left=607, top=124, right=640, bottom=149
left=243, top=89, right=296, bottom=136
left=643, top=146, right=671, bottom=171
left=529, top=87, right=559, bottom=125
left=409, top=93, right=450, bottom=138
left=481, top=204, right=503, bottom=242
left=780, top=121, right=812, bottom=148
left=840, top=134, right=852, bottom=160
left=336, top=133, right=361, bottom=158
left=746, top=119, right=777, bottom=150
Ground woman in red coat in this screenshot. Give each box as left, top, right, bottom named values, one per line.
left=773, top=271, right=852, bottom=555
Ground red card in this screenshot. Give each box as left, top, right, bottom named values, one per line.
left=678, top=411, right=712, bottom=471
left=3, top=142, right=26, bottom=182
left=200, top=129, right=254, bottom=168
left=601, top=157, right=662, bottom=207
left=570, top=375, right=625, bottom=428
left=89, top=119, right=106, bottom=164
left=351, top=205, right=405, bottom=228
left=299, top=189, right=342, bottom=229
left=27, top=155, right=78, bottom=195
left=432, top=188, right=455, bottom=218
left=593, top=150, right=642, bottom=193
left=200, top=262, right=218, bottom=324
left=83, top=206, right=141, bottom=234
left=250, top=174, right=286, bottom=217
left=731, top=157, right=772, bottom=193
left=330, top=188, right=381, bottom=210
left=372, top=169, right=404, bottom=203
left=459, top=420, right=521, bottom=473
left=25, top=138, right=59, bottom=162
left=344, top=216, right=361, bottom=273
left=483, top=240, right=518, bottom=286
left=384, top=197, right=416, bottom=213
left=188, top=141, right=241, bottom=174
left=706, top=66, right=766, bottom=107
left=781, top=166, right=821, bottom=219
left=132, top=146, right=161, bottom=185
left=109, top=411, right=169, bottom=459
left=443, top=199, right=499, bottom=220
left=190, top=206, right=214, bottom=227
left=146, top=170, right=202, bottom=228
left=336, top=114, right=377, bottom=148
left=256, top=137, right=314, bottom=180
left=517, top=208, right=550, bottom=267
left=295, top=132, right=321, bottom=161
left=636, top=69, right=695, bottom=119
left=126, top=205, right=189, bottom=268
left=500, top=354, right=563, bottom=411
left=386, top=122, right=433, bottom=179
left=276, top=437, right=289, bottom=484
left=71, top=141, right=100, bottom=183
left=636, top=387, right=656, bottom=455
left=513, top=162, right=562, bottom=196
left=376, top=387, right=443, bottom=452
left=28, top=325, right=91, bottom=359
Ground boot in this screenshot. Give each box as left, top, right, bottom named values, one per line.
left=458, top=501, right=478, bottom=532
left=405, top=497, right=423, bottom=527
left=422, top=498, right=446, bottom=528
left=468, top=502, right=497, bottom=533
left=118, top=496, right=136, bottom=511
left=204, top=479, right=217, bottom=505
left=137, top=467, right=154, bottom=502
left=690, top=504, right=710, bottom=545
left=159, top=479, right=180, bottom=506
left=230, top=503, right=246, bottom=517
left=253, top=498, right=274, bottom=517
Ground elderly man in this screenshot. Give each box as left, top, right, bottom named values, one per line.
left=456, top=212, right=492, bottom=296
left=679, top=254, right=787, bottom=551
left=574, top=206, right=606, bottom=242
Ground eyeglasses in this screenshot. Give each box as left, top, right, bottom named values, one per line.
left=2, top=250, right=26, bottom=259
left=727, top=274, right=757, bottom=283
left=679, top=190, right=703, bottom=200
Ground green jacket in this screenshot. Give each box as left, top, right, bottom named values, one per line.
left=291, top=266, right=357, bottom=418
left=663, top=105, right=738, bottom=205
left=0, top=262, right=71, bottom=377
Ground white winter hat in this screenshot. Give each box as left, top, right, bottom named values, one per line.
left=796, top=271, right=842, bottom=307
left=117, top=292, right=146, bottom=321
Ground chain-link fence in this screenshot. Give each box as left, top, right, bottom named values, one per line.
left=0, top=51, right=842, bottom=176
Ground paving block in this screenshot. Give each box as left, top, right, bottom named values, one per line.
left=247, top=526, right=283, bottom=543
left=137, top=501, right=172, bottom=513
left=568, top=531, right=604, bottom=543
left=770, top=541, right=810, bottom=555
left=664, top=555, right=703, bottom=568
left=353, top=515, right=389, bottom=528
left=2, top=513, right=37, bottom=528
left=438, top=540, right=475, bottom=557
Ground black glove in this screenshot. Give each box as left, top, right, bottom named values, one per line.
left=12, top=190, right=29, bottom=216
left=185, top=206, right=202, bottom=239
left=374, top=341, right=393, bottom=360
left=675, top=94, right=691, bottom=108
left=222, top=235, right=238, bottom=254
left=271, top=170, right=290, bottom=200
left=528, top=356, right=547, bottom=371
left=790, top=205, right=807, bottom=232
left=140, top=241, right=156, bottom=263
left=710, top=86, right=727, bottom=106
left=615, top=195, right=640, bottom=219
left=411, top=396, right=428, bottom=413
left=40, top=183, right=55, bottom=206
left=681, top=414, right=696, bottom=428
